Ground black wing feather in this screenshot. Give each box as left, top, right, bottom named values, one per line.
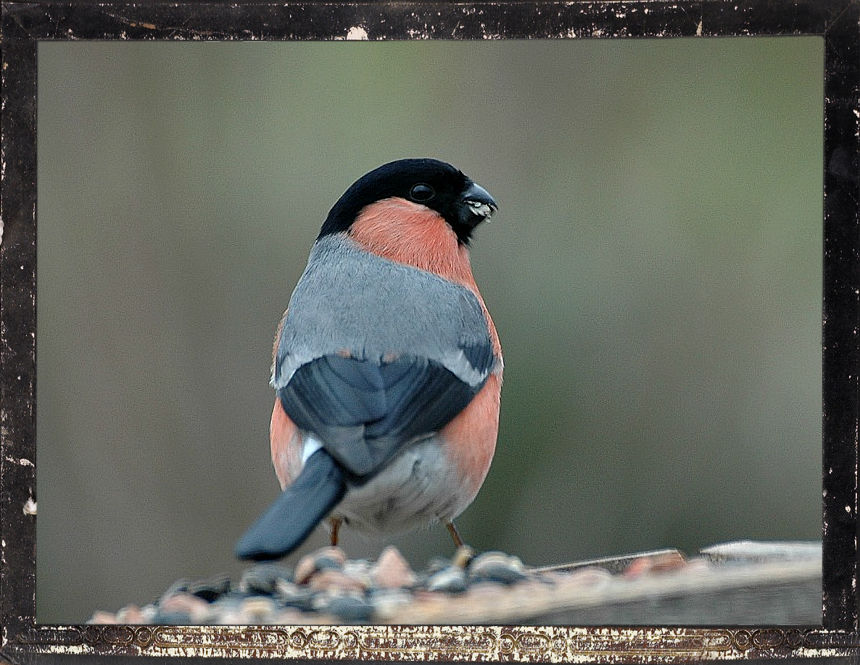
left=277, top=354, right=485, bottom=479
left=460, top=340, right=495, bottom=376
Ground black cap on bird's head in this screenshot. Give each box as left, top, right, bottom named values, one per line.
left=319, top=158, right=498, bottom=245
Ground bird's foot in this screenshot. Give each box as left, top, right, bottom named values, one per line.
left=451, top=545, right=476, bottom=569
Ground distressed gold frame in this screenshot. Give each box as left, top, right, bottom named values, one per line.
left=2, top=1, right=859, bottom=661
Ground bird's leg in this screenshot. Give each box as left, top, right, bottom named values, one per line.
left=446, top=520, right=464, bottom=547
left=328, top=517, right=342, bottom=547
left=446, top=520, right=475, bottom=568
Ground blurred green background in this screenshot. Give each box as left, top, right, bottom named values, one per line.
left=36, top=38, right=823, bottom=623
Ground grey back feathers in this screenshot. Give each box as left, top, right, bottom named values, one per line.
left=272, top=234, right=493, bottom=390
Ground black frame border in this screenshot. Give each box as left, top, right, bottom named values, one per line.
left=1, top=0, right=859, bottom=661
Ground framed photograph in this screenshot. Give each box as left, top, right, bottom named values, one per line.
left=1, top=0, right=858, bottom=661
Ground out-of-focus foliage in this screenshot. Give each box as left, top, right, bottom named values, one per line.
left=36, top=38, right=823, bottom=622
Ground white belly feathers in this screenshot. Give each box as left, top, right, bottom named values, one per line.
left=322, top=436, right=467, bottom=535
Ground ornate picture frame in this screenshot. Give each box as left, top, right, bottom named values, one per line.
left=2, top=0, right=859, bottom=661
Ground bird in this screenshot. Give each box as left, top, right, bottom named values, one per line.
left=235, top=158, right=503, bottom=562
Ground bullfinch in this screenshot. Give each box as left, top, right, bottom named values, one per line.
left=235, top=158, right=502, bottom=561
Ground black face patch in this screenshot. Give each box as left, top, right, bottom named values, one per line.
left=318, top=158, right=490, bottom=245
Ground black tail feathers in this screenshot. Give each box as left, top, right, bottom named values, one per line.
left=235, top=449, right=346, bottom=561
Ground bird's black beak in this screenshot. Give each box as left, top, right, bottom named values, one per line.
left=458, top=181, right=499, bottom=229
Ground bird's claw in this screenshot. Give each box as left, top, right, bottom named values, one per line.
left=452, top=545, right=476, bottom=569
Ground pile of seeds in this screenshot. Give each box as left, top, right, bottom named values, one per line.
left=89, top=545, right=605, bottom=625
left=88, top=542, right=823, bottom=625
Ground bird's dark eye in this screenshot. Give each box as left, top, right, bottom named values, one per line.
left=409, top=183, right=435, bottom=202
